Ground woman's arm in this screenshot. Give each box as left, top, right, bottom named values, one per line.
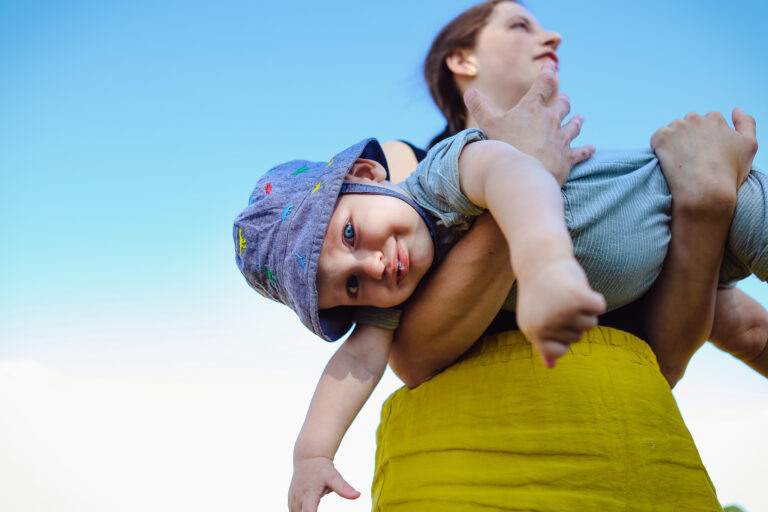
left=388, top=212, right=514, bottom=386
left=642, top=109, right=758, bottom=387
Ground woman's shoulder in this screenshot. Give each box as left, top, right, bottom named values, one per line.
left=381, top=140, right=425, bottom=184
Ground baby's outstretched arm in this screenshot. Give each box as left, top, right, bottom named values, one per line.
left=288, top=324, right=392, bottom=512
left=389, top=64, right=594, bottom=385
left=458, top=140, right=606, bottom=366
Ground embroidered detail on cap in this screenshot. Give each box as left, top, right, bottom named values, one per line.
left=293, top=165, right=309, bottom=175
left=265, top=183, right=272, bottom=194
left=294, top=251, right=306, bottom=273
left=311, top=180, right=321, bottom=195
left=261, top=265, right=276, bottom=284
left=281, top=204, right=293, bottom=222
left=326, top=159, right=334, bottom=167
left=238, top=228, right=247, bottom=256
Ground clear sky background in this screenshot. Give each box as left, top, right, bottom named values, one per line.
left=1, top=0, right=767, bottom=510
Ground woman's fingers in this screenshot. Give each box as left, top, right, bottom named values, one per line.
left=732, top=107, right=758, bottom=146
left=570, top=145, right=596, bottom=165
left=464, top=88, right=499, bottom=130
left=561, top=114, right=584, bottom=142
left=551, top=92, right=571, bottom=121
left=524, top=59, right=559, bottom=106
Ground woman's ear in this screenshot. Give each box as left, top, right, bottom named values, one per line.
left=446, top=49, right=477, bottom=78
left=346, top=158, right=388, bottom=183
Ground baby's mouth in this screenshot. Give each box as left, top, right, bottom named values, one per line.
left=395, top=240, right=409, bottom=284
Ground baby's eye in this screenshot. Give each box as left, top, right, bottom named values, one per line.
left=343, top=221, right=355, bottom=245
left=346, top=275, right=359, bottom=297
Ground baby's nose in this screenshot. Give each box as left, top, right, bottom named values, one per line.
left=361, top=251, right=385, bottom=279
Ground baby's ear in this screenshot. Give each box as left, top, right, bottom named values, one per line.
left=346, top=158, right=387, bottom=183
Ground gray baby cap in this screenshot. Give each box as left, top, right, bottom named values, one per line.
left=234, top=139, right=388, bottom=342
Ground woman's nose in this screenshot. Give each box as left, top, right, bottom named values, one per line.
left=543, top=30, right=561, bottom=50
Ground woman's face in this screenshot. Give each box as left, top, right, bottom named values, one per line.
left=467, top=2, right=561, bottom=110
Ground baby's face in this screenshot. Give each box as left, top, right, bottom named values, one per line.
left=316, top=162, right=435, bottom=310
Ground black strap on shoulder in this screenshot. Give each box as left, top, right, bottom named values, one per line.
left=398, top=140, right=428, bottom=163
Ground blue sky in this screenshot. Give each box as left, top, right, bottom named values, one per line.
left=1, top=1, right=767, bottom=510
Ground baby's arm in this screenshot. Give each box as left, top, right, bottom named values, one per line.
left=388, top=62, right=593, bottom=386
left=458, top=140, right=606, bottom=366
left=288, top=324, right=392, bottom=512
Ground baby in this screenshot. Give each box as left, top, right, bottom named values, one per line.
left=234, top=129, right=768, bottom=511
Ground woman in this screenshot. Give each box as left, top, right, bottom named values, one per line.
left=370, top=1, right=759, bottom=510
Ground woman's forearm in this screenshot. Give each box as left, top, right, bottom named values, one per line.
left=642, top=196, right=735, bottom=387
left=643, top=110, right=757, bottom=387
left=390, top=213, right=513, bottom=387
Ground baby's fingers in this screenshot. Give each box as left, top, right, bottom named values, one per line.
left=569, top=310, right=599, bottom=333
left=292, top=490, right=321, bottom=512
left=582, top=290, right=607, bottom=315
left=537, top=340, right=571, bottom=368
left=327, top=472, right=360, bottom=501
left=299, top=498, right=320, bottom=512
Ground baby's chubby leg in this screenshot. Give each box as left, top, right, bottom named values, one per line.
left=710, top=287, right=768, bottom=377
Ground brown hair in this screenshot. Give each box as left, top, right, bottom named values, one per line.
left=424, top=0, right=514, bottom=148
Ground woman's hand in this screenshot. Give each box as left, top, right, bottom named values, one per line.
left=463, top=60, right=594, bottom=186
left=651, top=108, right=757, bottom=212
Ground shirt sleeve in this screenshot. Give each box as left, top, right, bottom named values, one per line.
left=400, top=128, right=487, bottom=231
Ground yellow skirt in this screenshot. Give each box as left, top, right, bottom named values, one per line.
left=372, top=327, right=720, bottom=511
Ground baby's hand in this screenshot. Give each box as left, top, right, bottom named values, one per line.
left=515, top=257, right=606, bottom=367
left=288, top=456, right=360, bottom=512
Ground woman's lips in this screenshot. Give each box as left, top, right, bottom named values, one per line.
left=396, top=240, right=409, bottom=284
left=535, top=52, right=559, bottom=67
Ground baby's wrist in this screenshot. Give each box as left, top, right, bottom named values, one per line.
left=514, top=251, right=576, bottom=285
left=293, top=452, right=333, bottom=467
left=293, top=434, right=335, bottom=465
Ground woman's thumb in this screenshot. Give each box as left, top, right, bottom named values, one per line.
left=464, top=88, right=496, bottom=127
left=732, top=107, right=757, bottom=141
